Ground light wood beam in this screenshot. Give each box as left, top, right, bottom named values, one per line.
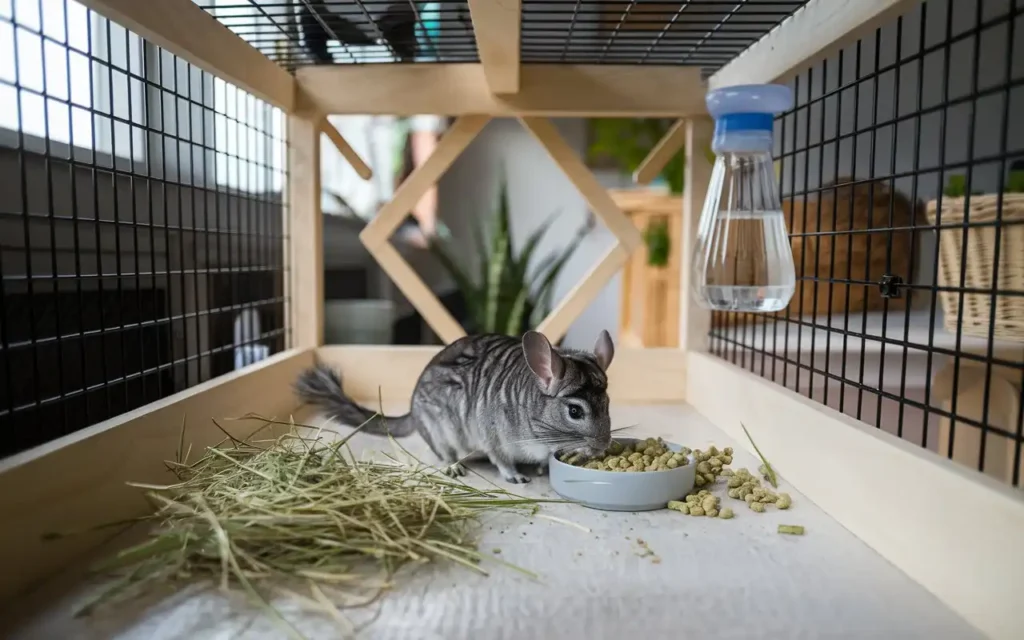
left=297, top=64, right=707, bottom=117
left=633, top=119, right=687, bottom=186
left=468, top=0, right=522, bottom=94
left=287, top=107, right=323, bottom=348
left=709, top=0, right=918, bottom=88
left=358, top=116, right=491, bottom=344
left=518, top=117, right=643, bottom=344
left=679, top=117, right=714, bottom=353
left=321, top=117, right=373, bottom=181
left=519, top=117, right=642, bottom=253
left=360, top=116, right=491, bottom=249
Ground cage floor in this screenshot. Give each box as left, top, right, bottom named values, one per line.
left=14, top=403, right=979, bottom=640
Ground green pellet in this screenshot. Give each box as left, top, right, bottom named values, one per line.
left=778, top=524, right=805, bottom=536
left=667, top=500, right=690, bottom=515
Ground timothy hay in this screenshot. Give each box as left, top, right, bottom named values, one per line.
left=71, top=414, right=548, bottom=639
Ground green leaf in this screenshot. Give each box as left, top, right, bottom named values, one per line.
left=505, top=287, right=530, bottom=336
left=944, top=174, right=966, bottom=198
left=429, top=239, right=480, bottom=319
left=1006, top=169, right=1024, bottom=194
left=528, top=226, right=583, bottom=326
left=483, top=220, right=510, bottom=333
left=644, top=219, right=671, bottom=267
left=441, top=169, right=593, bottom=335
left=471, top=218, right=490, bottom=300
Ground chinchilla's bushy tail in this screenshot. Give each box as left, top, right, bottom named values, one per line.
left=293, top=360, right=415, bottom=437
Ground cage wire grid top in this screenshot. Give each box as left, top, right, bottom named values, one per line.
left=194, top=1, right=810, bottom=71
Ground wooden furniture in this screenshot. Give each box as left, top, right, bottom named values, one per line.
left=611, top=188, right=683, bottom=348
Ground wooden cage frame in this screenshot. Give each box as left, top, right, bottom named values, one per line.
left=1, top=1, right=1021, bottom=638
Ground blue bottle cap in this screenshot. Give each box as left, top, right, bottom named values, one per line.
left=706, top=84, right=794, bottom=153
left=705, top=84, right=794, bottom=118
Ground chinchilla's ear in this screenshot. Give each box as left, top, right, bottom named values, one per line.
left=522, top=331, right=565, bottom=390
left=593, top=330, right=615, bottom=371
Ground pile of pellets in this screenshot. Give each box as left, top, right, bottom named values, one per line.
left=667, top=490, right=733, bottom=519
left=726, top=467, right=792, bottom=512
left=668, top=445, right=794, bottom=516
left=559, top=437, right=689, bottom=472
left=691, top=445, right=733, bottom=487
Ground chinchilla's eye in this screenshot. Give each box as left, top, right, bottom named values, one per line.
left=568, top=404, right=583, bottom=420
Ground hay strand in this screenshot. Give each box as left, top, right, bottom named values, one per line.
left=74, top=414, right=553, bottom=637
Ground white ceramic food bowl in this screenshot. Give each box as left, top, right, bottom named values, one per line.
left=548, top=438, right=696, bottom=511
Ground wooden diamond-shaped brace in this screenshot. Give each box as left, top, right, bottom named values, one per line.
left=358, top=115, right=643, bottom=345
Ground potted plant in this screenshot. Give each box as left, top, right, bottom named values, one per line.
left=428, top=181, right=592, bottom=337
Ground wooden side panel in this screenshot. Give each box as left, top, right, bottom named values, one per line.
left=316, top=345, right=686, bottom=405
left=0, top=350, right=314, bottom=609
left=686, top=351, right=1024, bottom=640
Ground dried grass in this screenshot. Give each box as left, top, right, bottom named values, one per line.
left=67, top=413, right=553, bottom=639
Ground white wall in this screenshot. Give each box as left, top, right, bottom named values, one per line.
left=436, top=118, right=633, bottom=351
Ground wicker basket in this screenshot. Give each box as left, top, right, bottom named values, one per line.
left=925, top=193, right=1024, bottom=341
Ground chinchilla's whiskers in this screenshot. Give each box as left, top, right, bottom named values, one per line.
left=501, top=434, right=582, bottom=449
left=611, top=424, right=638, bottom=434
left=533, top=418, right=579, bottom=438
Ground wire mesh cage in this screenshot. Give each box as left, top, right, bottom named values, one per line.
left=0, top=0, right=289, bottom=458
left=708, top=0, right=1024, bottom=487
left=520, top=0, right=808, bottom=68
left=195, top=1, right=480, bottom=67
left=192, top=1, right=811, bottom=70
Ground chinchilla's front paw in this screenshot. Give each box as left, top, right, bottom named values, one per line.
left=443, top=462, right=467, bottom=477
left=502, top=472, right=531, bottom=484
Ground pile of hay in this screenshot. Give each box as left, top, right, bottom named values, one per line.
left=79, top=416, right=545, bottom=637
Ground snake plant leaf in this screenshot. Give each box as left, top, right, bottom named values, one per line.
left=429, top=170, right=591, bottom=336
left=512, top=211, right=559, bottom=279
left=483, top=222, right=510, bottom=333
left=495, top=210, right=560, bottom=332
left=470, top=218, right=491, bottom=308
left=428, top=239, right=479, bottom=320
left=505, top=286, right=530, bottom=336
left=528, top=219, right=595, bottom=326
left=529, top=243, right=576, bottom=327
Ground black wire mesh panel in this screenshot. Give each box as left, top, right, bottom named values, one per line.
left=0, top=0, right=288, bottom=458
left=521, top=0, right=808, bottom=69
left=708, top=0, right=1024, bottom=486
left=195, top=1, right=811, bottom=71
left=195, top=1, right=479, bottom=68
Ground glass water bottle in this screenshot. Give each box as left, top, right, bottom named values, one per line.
left=691, top=84, right=796, bottom=313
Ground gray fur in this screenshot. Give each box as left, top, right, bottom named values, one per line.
left=293, top=330, right=616, bottom=484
